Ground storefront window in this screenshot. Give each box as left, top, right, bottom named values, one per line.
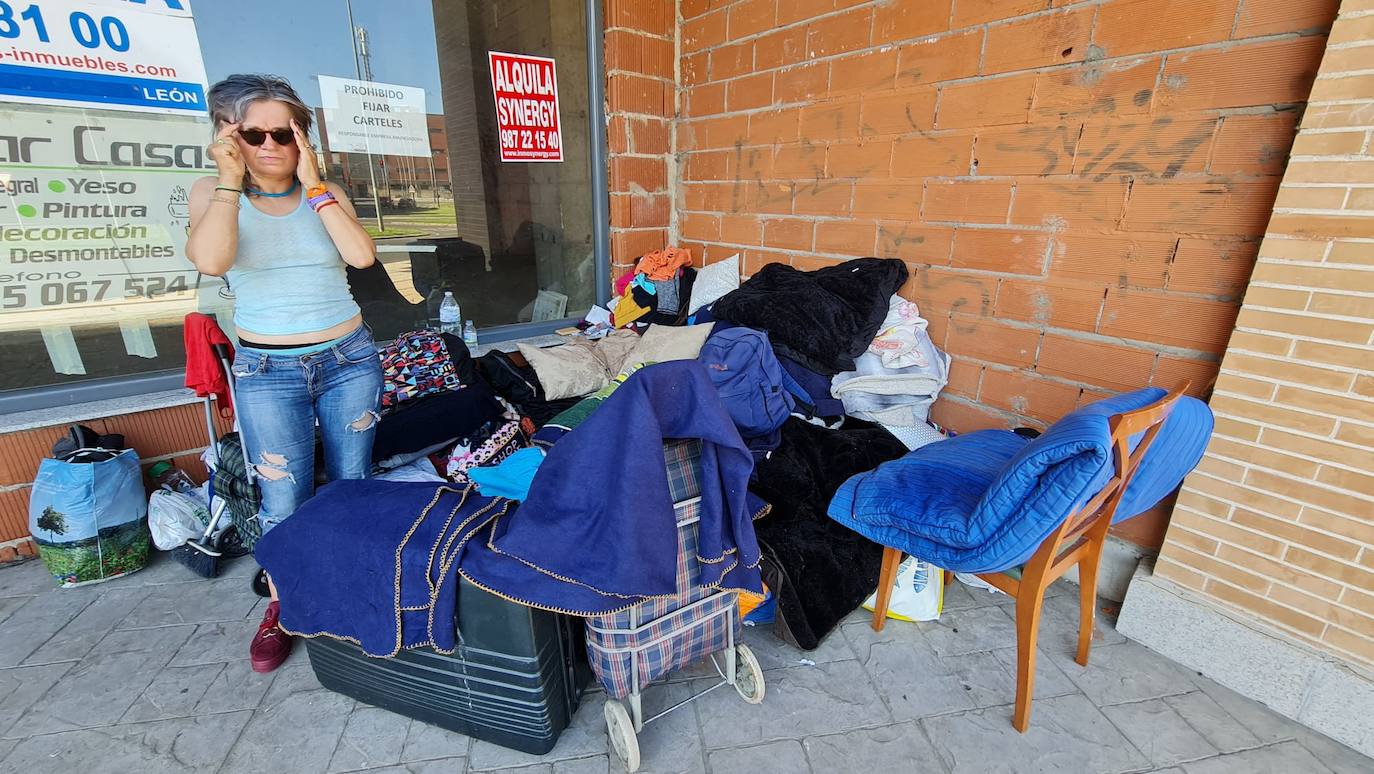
left=0, top=0, right=600, bottom=399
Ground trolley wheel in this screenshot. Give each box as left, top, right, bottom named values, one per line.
left=733, top=644, right=766, bottom=704
left=604, top=699, right=641, bottom=773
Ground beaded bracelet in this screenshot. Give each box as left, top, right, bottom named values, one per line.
left=308, top=190, right=337, bottom=212
left=214, top=185, right=241, bottom=194
left=210, top=194, right=240, bottom=208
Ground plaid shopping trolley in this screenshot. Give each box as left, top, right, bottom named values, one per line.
left=585, top=440, right=765, bottom=773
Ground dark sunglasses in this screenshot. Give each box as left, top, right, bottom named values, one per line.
left=239, top=128, right=295, bottom=146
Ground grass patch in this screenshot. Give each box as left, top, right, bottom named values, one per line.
left=35, top=520, right=150, bottom=585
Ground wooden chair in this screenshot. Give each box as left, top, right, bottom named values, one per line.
left=870, top=385, right=1188, bottom=732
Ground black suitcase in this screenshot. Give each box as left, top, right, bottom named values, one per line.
left=305, top=576, right=591, bottom=755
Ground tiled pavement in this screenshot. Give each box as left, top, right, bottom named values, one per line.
left=1, top=553, right=1370, bottom=774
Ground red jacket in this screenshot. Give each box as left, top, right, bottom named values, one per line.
left=183, top=313, right=235, bottom=417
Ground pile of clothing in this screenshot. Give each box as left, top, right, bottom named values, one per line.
left=258, top=248, right=960, bottom=655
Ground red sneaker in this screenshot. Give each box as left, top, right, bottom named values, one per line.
left=249, top=600, right=293, bottom=673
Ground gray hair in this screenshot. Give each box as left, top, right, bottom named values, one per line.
left=207, top=73, right=313, bottom=133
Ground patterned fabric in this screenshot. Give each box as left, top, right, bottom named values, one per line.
left=379, top=329, right=462, bottom=411
left=445, top=420, right=527, bottom=484
left=212, top=432, right=262, bottom=550
left=664, top=439, right=702, bottom=502
left=586, top=496, right=739, bottom=699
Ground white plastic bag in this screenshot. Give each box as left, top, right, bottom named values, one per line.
left=147, top=489, right=210, bottom=550
left=863, top=555, right=945, bottom=622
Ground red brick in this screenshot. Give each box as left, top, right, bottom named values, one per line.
left=681, top=212, right=721, bottom=242
left=610, top=156, right=667, bottom=192
left=826, top=140, right=893, bottom=178
left=924, top=180, right=1012, bottom=224
left=720, top=214, right=764, bottom=245
left=763, top=218, right=815, bottom=251
left=877, top=223, right=956, bottom=265
left=830, top=49, right=899, bottom=96
left=908, top=269, right=999, bottom=318
left=773, top=143, right=826, bottom=179
left=749, top=109, right=801, bottom=145
left=735, top=146, right=773, bottom=181
left=679, top=0, right=719, bottom=20
left=742, top=249, right=792, bottom=276
left=1153, top=355, right=1221, bottom=396
left=980, top=369, right=1083, bottom=423
left=727, top=73, right=775, bottom=112
left=710, top=41, right=754, bottom=81
left=681, top=51, right=707, bottom=88
left=800, top=99, right=862, bottom=141
left=974, top=124, right=1079, bottom=176
left=853, top=181, right=919, bottom=220
left=1099, top=290, right=1241, bottom=353
left=982, top=7, right=1094, bottom=75
left=776, top=63, right=831, bottom=104
left=1032, top=57, right=1161, bottom=120
left=1074, top=117, right=1217, bottom=178
left=628, top=194, right=670, bottom=228
left=873, top=0, right=951, bottom=44
left=1234, top=0, right=1337, bottom=38
left=612, top=228, right=668, bottom=265
left=996, top=278, right=1106, bottom=331
left=1096, top=0, right=1239, bottom=58
left=1156, top=36, right=1326, bottom=113
left=682, top=8, right=727, bottom=53
left=1168, top=238, right=1259, bottom=297
left=0, top=486, right=31, bottom=544
left=1122, top=179, right=1282, bottom=236
left=747, top=181, right=797, bottom=215
left=860, top=88, right=938, bottom=136
left=953, top=0, right=1050, bottom=27
left=806, top=7, right=873, bottom=58
left=1037, top=334, right=1156, bottom=390
left=1048, top=233, right=1174, bottom=289
left=776, top=0, right=836, bottom=27
left=608, top=73, right=671, bottom=117
left=754, top=27, right=808, bottom=70
left=686, top=83, right=726, bottom=117
left=896, top=30, right=983, bottom=87
left=1209, top=113, right=1299, bottom=176
left=816, top=221, right=878, bottom=256
left=607, top=116, right=629, bottom=155
left=944, top=357, right=984, bottom=399
left=946, top=317, right=1042, bottom=368
left=893, top=132, right=974, bottom=177
left=792, top=180, right=853, bottom=216
left=952, top=229, right=1051, bottom=274
left=931, top=395, right=1014, bottom=432
left=727, top=0, right=775, bottom=39
left=606, top=0, right=673, bottom=35
left=683, top=150, right=729, bottom=182
left=605, top=29, right=674, bottom=79
left=681, top=181, right=730, bottom=212
left=628, top=118, right=670, bottom=155
left=937, top=74, right=1036, bottom=129
left=1010, top=179, right=1129, bottom=229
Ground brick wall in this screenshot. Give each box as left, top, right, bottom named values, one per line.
left=606, top=0, right=677, bottom=285
left=1155, top=0, right=1374, bottom=670
left=671, top=0, right=1334, bottom=549
left=0, top=403, right=231, bottom=556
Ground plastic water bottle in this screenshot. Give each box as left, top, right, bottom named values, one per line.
left=438, top=291, right=461, bottom=335
left=463, top=320, right=478, bottom=348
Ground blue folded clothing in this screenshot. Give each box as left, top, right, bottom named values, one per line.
left=468, top=447, right=546, bottom=501
left=828, top=388, right=1214, bottom=572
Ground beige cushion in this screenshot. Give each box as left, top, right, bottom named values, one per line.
left=518, top=330, right=641, bottom=400
left=624, top=323, right=715, bottom=369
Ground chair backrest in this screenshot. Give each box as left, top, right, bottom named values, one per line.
left=1058, top=383, right=1190, bottom=547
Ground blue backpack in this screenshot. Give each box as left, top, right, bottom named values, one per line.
left=697, top=327, right=805, bottom=438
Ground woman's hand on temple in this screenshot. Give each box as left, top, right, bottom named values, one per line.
left=209, top=122, right=244, bottom=184
left=291, top=119, right=323, bottom=188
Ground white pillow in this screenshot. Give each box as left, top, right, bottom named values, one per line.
left=624, top=323, right=715, bottom=369
left=687, top=254, right=740, bottom=315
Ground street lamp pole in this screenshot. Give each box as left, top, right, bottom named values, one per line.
left=345, top=0, right=384, bottom=232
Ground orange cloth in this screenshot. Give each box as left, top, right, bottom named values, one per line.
left=635, top=246, right=692, bottom=281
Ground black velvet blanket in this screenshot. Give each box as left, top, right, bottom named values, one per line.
left=751, top=418, right=910, bottom=650
left=712, top=257, right=908, bottom=375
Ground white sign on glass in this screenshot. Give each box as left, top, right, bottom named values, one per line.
left=317, top=75, right=432, bottom=158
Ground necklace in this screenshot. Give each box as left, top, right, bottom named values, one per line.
left=246, top=178, right=299, bottom=198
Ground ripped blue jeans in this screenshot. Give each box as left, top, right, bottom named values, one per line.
left=231, top=325, right=383, bottom=532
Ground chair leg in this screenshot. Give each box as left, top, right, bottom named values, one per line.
left=871, top=547, right=902, bottom=633
left=1012, top=583, right=1048, bottom=733
left=1076, top=542, right=1102, bottom=667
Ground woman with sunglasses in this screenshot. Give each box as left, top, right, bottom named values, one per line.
left=187, top=74, right=381, bottom=674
